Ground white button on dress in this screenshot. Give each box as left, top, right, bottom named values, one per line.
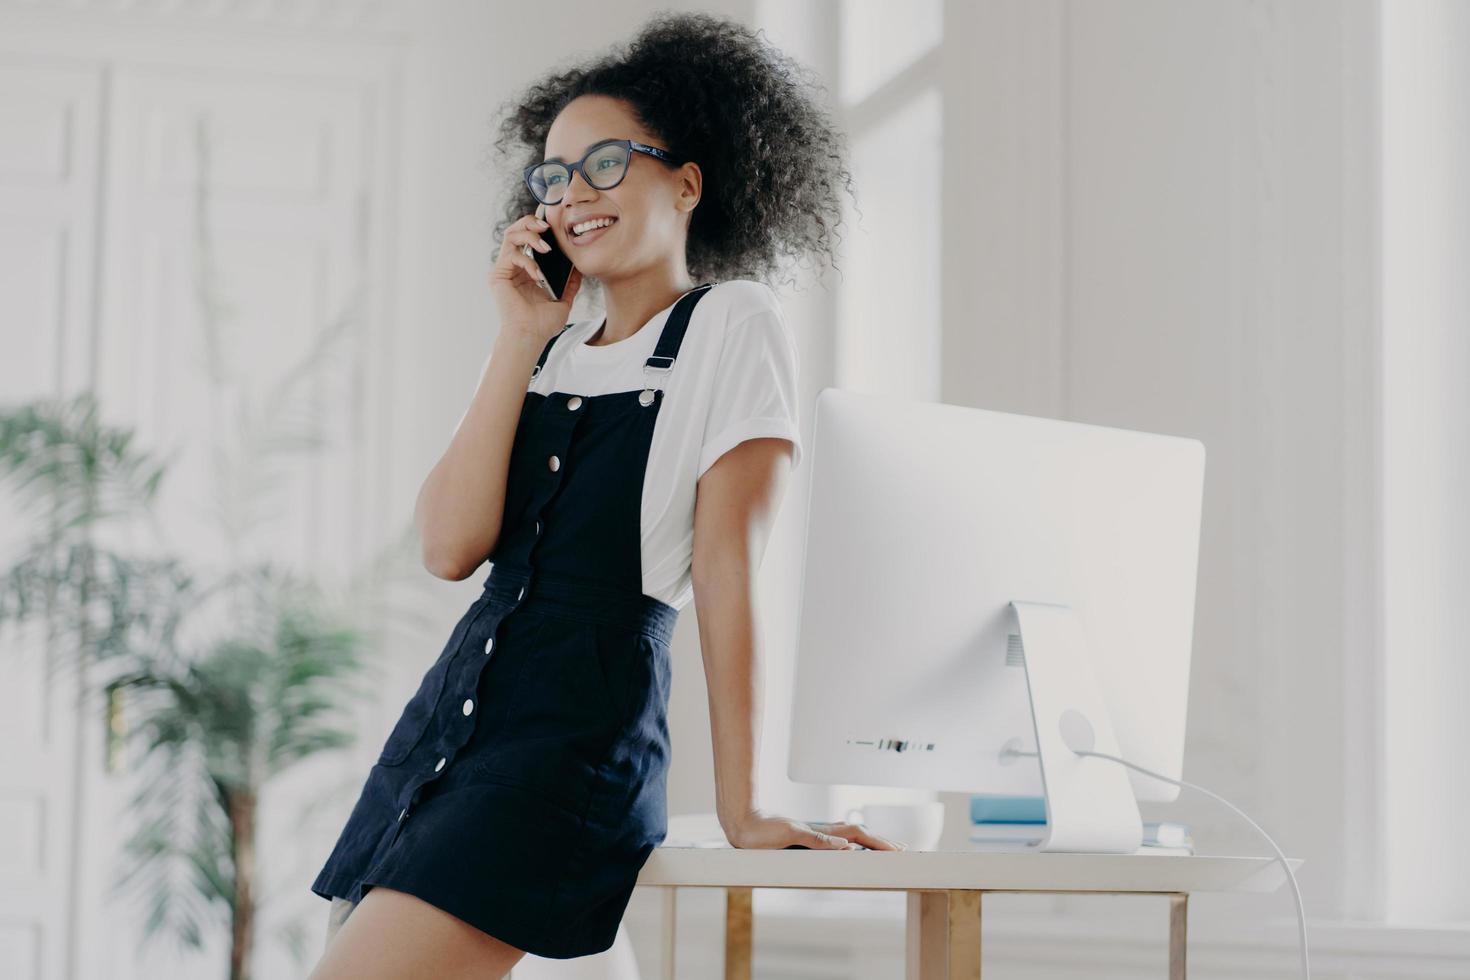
left=462, top=699, right=474, bottom=716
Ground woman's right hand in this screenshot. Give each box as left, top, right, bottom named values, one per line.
left=489, top=202, right=583, bottom=346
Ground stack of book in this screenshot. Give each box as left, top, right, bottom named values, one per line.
left=967, top=795, right=1194, bottom=855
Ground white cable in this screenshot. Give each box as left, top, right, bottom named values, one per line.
left=1081, top=746, right=1311, bottom=975
left=1074, top=748, right=1310, bottom=980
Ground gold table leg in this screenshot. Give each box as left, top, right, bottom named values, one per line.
left=725, top=886, right=753, bottom=980
left=702, top=885, right=1182, bottom=979
left=1168, top=892, right=1187, bottom=979
left=659, top=886, right=678, bottom=980
left=906, top=889, right=982, bottom=979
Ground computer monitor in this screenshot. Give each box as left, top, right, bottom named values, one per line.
left=787, top=387, right=1206, bottom=852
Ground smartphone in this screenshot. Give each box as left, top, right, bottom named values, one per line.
left=530, top=224, right=575, bottom=301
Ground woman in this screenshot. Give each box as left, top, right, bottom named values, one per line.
left=309, top=12, right=902, bottom=977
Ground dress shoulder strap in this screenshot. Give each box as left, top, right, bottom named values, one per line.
left=528, top=322, right=575, bottom=384
left=639, top=283, right=716, bottom=403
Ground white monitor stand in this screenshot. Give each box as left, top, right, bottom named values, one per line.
left=1001, top=600, right=1144, bottom=853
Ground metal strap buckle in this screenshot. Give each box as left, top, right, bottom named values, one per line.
left=640, top=355, right=675, bottom=405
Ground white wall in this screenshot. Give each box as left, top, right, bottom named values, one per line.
left=932, top=0, right=1464, bottom=974
left=1381, top=0, right=1470, bottom=925
left=948, top=0, right=1381, bottom=925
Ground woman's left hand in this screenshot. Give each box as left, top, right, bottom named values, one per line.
left=721, top=807, right=907, bottom=851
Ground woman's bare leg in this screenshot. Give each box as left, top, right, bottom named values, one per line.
left=308, top=885, right=528, bottom=979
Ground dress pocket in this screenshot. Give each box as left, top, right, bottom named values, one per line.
left=504, top=614, right=623, bottom=739
left=587, top=621, right=634, bottom=731
left=377, top=597, right=488, bottom=766
left=376, top=655, right=450, bottom=765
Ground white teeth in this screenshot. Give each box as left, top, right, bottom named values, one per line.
left=572, top=217, right=616, bottom=235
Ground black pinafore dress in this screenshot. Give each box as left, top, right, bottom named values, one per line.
left=311, top=283, right=715, bottom=959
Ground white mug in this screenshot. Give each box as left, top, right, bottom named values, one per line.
left=845, top=801, right=946, bottom=851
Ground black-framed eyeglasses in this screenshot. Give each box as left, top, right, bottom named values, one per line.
left=523, top=138, right=687, bottom=206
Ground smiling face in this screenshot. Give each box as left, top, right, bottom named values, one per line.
left=540, top=94, right=700, bottom=280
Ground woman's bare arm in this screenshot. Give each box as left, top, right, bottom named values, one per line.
left=689, top=438, right=903, bottom=853
left=415, top=328, right=546, bottom=580
left=690, top=437, right=794, bottom=829
left=417, top=202, right=582, bottom=581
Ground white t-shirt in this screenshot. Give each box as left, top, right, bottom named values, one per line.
left=453, top=279, right=803, bottom=610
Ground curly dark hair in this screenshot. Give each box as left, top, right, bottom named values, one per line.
left=484, top=10, right=856, bottom=300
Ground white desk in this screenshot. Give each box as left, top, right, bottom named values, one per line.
left=636, top=846, right=1300, bottom=979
